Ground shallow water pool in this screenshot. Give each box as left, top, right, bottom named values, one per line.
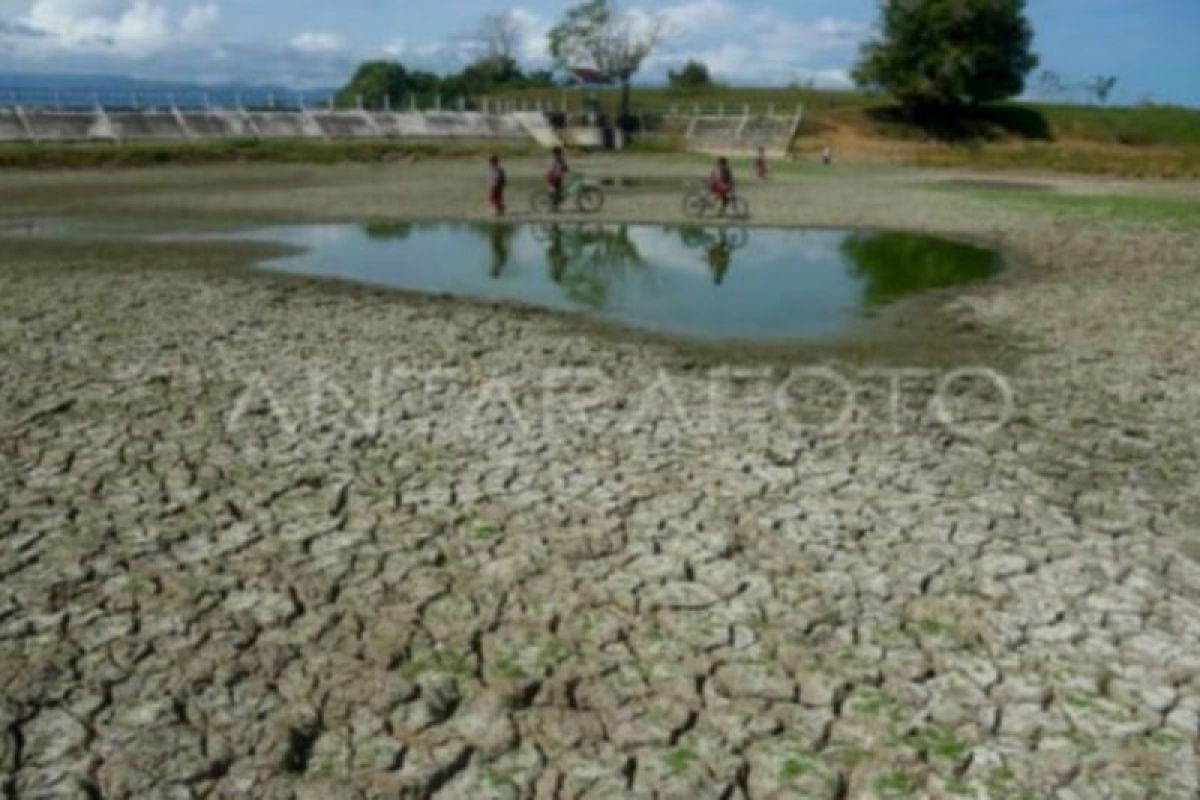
left=234, top=222, right=1002, bottom=342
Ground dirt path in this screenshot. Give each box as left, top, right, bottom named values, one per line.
left=2, top=158, right=1199, bottom=798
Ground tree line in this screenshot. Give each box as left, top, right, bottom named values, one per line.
left=340, top=0, right=1045, bottom=123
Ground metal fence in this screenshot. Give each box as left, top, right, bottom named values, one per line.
left=1, top=87, right=805, bottom=120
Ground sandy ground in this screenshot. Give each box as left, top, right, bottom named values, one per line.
left=2, top=156, right=1199, bottom=799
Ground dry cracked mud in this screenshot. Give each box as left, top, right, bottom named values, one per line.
left=1, top=157, right=1199, bottom=799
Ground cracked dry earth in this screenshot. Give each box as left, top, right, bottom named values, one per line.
left=2, top=160, right=1200, bottom=799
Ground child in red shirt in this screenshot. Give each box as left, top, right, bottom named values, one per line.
left=547, top=147, right=569, bottom=211
left=755, top=146, right=769, bottom=181
left=709, top=157, right=735, bottom=216
left=488, top=155, right=507, bottom=216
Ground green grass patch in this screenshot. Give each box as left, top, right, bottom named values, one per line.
left=952, top=186, right=1200, bottom=227
left=469, top=518, right=503, bottom=540
left=874, top=770, right=918, bottom=798
left=664, top=747, right=697, bottom=776
left=779, top=754, right=819, bottom=780
left=848, top=688, right=904, bottom=722
left=902, top=726, right=972, bottom=762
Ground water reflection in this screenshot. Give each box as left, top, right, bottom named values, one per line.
left=363, top=222, right=413, bottom=241
left=533, top=224, right=647, bottom=309
left=674, top=226, right=750, bottom=285
left=240, top=222, right=1002, bottom=342
left=486, top=223, right=515, bottom=278
left=841, top=231, right=1002, bottom=306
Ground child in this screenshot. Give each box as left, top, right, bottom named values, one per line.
left=547, top=146, right=569, bottom=211
left=755, top=146, right=769, bottom=181
left=488, top=155, right=507, bottom=216
left=709, top=157, right=735, bottom=216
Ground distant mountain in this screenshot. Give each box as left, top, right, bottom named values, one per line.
left=0, top=72, right=336, bottom=107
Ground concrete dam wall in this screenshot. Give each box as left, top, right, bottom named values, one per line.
left=0, top=106, right=531, bottom=145
left=0, top=104, right=804, bottom=156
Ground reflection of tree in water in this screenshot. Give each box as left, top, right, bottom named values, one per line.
left=840, top=232, right=1002, bottom=307
left=362, top=222, right=413, bottom=241
left=543, top=224, right=647, bottom=310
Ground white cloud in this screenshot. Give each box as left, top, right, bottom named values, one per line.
left=12, top=0, right=221, bottom=57
left=640, top=2, right=870, bottom=86
left=289, top=31, right=345, bottom=55
left=180, top=3, right=218, bottom=38
left=0, top=0, right=870, bottom=91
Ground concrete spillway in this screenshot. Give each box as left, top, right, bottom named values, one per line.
left=0, top=107, right=533, bottom=145
left=0, top=105, right=804, bottom=156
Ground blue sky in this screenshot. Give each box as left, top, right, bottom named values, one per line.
left=1, top=0, right=1197, bottom=106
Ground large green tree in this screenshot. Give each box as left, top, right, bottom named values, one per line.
left=668, top=60, right=713, bottom=91
left=548, top=0, right=664, bottom=129
left=335, top=61, right=439, bottom=108
left=853, top=0, right=1038, bottom=111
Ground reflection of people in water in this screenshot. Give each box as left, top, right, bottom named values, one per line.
left=487, top=223, right=512, bottom=277
left=546, top=225, right=568, bottom=283
left=706, top=229, right=733, bottom=285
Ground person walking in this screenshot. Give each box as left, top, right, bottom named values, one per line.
left=488, top=155, right=507, bottom=216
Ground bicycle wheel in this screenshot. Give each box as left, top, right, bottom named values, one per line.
left=728, top=195, right=750, bottom=219
left=682, top=190, right=710, bottom=218
left=577, top=186, right=605, bottom=214
left=726, top=227, right=749, bottom=249
left=531, top=191, right=555, bottom=215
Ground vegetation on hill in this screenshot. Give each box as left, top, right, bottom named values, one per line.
left=335, top=60, right=553, bottom=109
left=853, top=0, right=1038, bottom=112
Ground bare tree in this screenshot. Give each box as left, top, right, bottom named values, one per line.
left=1086, top=75, right=1118, bottom=106
left=1036, top=70, right=1065, bottom=101
left=548, top=0, right=666, bottom=130
left=478, top=12, right=522, bottom=63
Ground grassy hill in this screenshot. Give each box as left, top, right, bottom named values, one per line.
left=489, top=85, right=1200, bottom=177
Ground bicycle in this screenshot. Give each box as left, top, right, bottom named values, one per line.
left=679, top=225, right=750, bottom=251
left=531, top=174, right=606, bottom=215
left=682, top=185, right=749, bottom=220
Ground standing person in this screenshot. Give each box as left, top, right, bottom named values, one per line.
left=822, top=144, right=834, bottom=166
left=488, top=155, right=507, bottom=216
left=547, top=146, right=570, bottom=212
left=754, top=146, right=769, bottom=181
left=709, top=156, right=735, bottom=216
